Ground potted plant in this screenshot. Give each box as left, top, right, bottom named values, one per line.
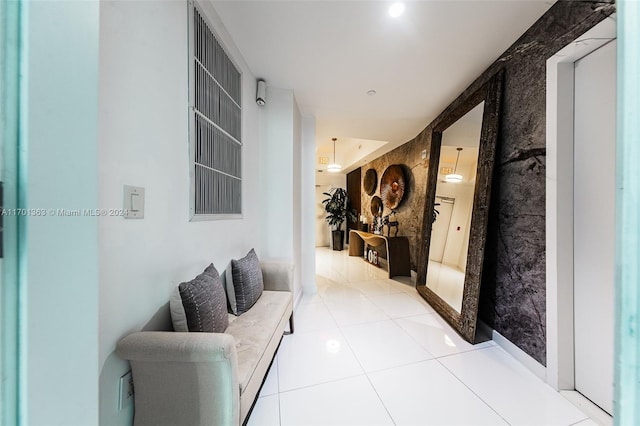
left=322, top=188, right=357, bottom=251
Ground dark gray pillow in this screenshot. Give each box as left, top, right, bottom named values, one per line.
left=225, top=249, right=264, bottom=315
left=170, top=263, right=228, bottom=333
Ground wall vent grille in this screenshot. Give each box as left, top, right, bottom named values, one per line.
left=191, top=6, right=242, bottom=216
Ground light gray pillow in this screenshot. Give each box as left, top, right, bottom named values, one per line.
left=170, top=263, right=228, bottom=333
left=225, top=249, right=264, bottom=315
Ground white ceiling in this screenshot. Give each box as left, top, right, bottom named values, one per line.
left=212, top=0, right=554, bottom=173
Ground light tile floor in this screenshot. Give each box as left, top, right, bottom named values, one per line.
left=247, top=247, right=592, bottom=426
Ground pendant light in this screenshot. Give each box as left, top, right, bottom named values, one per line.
left=327, top=138, right=342, bottom=173
left=445, top=147, right=463, bottom=183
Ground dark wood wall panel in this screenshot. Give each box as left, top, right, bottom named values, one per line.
left=346, top=168, right=362, bottom=242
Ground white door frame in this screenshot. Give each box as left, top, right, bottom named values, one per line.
left=546, top=16, right=617, bottom=391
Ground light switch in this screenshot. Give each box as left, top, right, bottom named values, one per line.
left=131, top=193, right=141, bottom=212
left=123, top=185, right=145, bottom=219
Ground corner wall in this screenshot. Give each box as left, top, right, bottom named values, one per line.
left=260, top=88, right=294, bottom=261
left=24, top=1, right=100, bottom=424
left=259, top=87, right=314, bottom=301
left=97, top=1, right=262, bottom=424
left=301, top=116, right=317, bottom=293
left=361, top=1, right=614, bottom=365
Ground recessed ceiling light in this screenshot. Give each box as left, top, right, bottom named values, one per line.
left=367, top=89, right=377, bottom=96
left=388, top=2, right=405, bottom=18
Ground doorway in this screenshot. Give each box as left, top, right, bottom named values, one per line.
left=546, top=15, right=617, bottom=420
left=573, top=39, right=616, bottom=415
left=429, top=196, right=454, bottom=263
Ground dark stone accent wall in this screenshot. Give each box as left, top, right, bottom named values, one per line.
left=360, top=1, right=615, bottom=365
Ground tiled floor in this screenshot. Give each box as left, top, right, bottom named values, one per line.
left=247, top=247, right=592, bottom=426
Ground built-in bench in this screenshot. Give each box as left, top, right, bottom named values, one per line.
left=116, top=261, right=294, bottom=426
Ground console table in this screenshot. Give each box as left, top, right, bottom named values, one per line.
left=348, top=230, right=411, bottom=279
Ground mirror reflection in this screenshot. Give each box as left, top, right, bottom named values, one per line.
left=426, top=102, right=484, bottom=313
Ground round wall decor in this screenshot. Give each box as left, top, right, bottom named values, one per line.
left=370, top=196, right=383, bottom=216
left=363, top=168, right=377, bottom=195
left=380, top=165, right=406, bottom=209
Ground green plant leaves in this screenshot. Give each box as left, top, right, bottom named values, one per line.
left=321, top=187, right=357, bottom=230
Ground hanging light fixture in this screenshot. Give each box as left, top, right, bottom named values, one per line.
left=327, top=138, right=342, bottom=173
left=445, top=147, right=463, bottom=183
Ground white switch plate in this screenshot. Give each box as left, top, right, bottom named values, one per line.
left=118, top=370, right=134, bottom=411
left=123, top=185, right=145, bottom=219
left=421, top=149, right=427, bottom=159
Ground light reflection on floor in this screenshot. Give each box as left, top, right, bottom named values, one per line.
left=246, top=247, right=595, bottom=426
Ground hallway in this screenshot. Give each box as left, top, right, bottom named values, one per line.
left=247, top=248, right=594, bottom=425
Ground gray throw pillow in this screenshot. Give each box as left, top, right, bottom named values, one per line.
left=170, top=263, right=228, bottom=333
left=225, top=249, right=264, bottom=315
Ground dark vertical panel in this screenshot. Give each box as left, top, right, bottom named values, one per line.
left=346, top=168, right=362, bottom=243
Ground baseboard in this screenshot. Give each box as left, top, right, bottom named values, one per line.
left=491, top=329, right=547, bottom=381
left=478, top=324, right=611, bottom=425
left=560, top=391, right=612, bottom=426
left=476, top=319, right=493, bottom=343
left=293, top=289, right=304, bottom=310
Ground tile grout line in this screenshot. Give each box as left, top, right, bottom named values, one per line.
left=362, top=372, right=398, bottom=426
left=275, top=296, right=367, bottom=397
left=568, top=417, right=593, bottom=426
left=277, top=372, right=368, bottom=396
left=331, top=307, right=398, bottom=426
left=299, top=249, right=504, bottom=424
left=435, top=354, right=512, bottom=425
left=275, top=357, right=282, bottom=426
left=328, top=261, right=442, bottom=426
left=320, top=250, right=399, bottom=398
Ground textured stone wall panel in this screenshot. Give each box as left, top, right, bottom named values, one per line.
left=360, top=1, right=615, bottom=365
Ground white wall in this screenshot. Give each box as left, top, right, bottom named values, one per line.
left=315, top=173, right=347, bottom=247
left=24, top=1, right=100, bottom=424
left=259, top=87, right=309, bottom=301
left=260, top=88, right=294, bottom=260
left=316, top=170, right=347, bottom=187
left=292, top=98, right=303, bottom=300
left=97, top=1, right=262, bottom=424
left=301, top=116, right=317, bottom=293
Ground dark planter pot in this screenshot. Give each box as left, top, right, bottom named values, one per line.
left=332, top=230, right=345, bottom=251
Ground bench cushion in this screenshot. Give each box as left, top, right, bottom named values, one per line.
left=225, top=290, right=292, bottom=394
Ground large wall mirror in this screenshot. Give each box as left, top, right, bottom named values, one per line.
left=417, top=70, right=504, bottom=343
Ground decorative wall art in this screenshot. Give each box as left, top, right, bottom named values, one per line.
left=363, top=168, right=378, bottom=196
left=370, top=195, right=383, bottom=217
left=380, top=165, right=406, bottom=210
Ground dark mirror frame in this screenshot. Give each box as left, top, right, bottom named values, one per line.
left=416, top=69, right=504, bottom=343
